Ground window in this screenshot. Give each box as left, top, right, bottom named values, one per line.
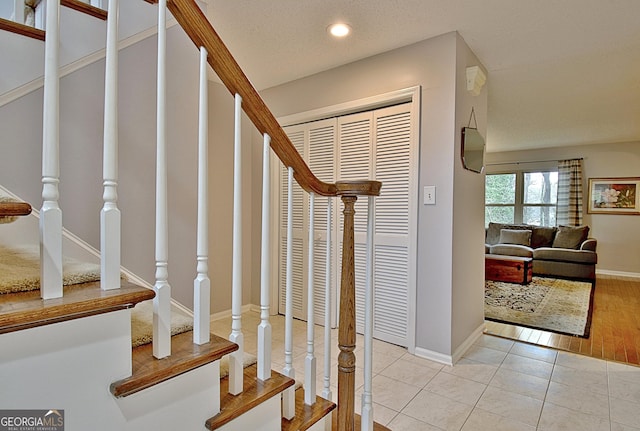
left=485, top=171, right=558, bottom=227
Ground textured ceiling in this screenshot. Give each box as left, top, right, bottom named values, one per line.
left=206, top=0, right=640, bottom=152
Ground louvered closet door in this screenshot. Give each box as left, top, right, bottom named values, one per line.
left=371, top=104, right=413, bottom=347
left=338, top=103, right=413, bottom=347
left=279, top=102, right=416, bottom=347
left=279, top=125, right=307, bottom=319
left=280, top=119, right=337, bottom=322
left=308, top=120, right=338, bottom=326
left=337, top=112, right=373, bottom=338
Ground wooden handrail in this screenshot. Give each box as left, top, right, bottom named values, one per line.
left=161, top=0, right=381, bottom=198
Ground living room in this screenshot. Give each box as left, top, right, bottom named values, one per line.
left=483, top=141, right=640, bottom=362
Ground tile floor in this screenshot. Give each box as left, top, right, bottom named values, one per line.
left=212, top=311, right=640, bottom=430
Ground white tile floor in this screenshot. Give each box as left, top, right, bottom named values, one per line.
left=213, top=311, right=640, bottom=430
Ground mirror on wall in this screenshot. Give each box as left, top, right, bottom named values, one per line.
left=461, top=127, right=485, bottom=173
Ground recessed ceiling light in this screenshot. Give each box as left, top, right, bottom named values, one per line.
left=328, top=23, right=351, bottom=38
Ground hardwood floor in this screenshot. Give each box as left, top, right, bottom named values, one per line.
left=485, top=274, right=640, bottom=366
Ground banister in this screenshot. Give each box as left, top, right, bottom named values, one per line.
left=145, top=1, right=383, bottom=427
left=157, top=0, right=381, bottom=198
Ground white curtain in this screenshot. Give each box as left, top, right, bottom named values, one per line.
left=557, top=159, right=583, bottom=226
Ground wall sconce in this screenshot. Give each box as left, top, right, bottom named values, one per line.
left=466, top=66, right=486, bottom=96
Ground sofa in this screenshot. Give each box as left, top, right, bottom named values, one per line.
left=485, top=222, right=597, bottom=281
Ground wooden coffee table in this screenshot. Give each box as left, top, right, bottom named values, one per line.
left=485, top=254, right=533, bottom=284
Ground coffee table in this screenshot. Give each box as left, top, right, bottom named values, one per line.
left=485, top=254, right=533, bottom=285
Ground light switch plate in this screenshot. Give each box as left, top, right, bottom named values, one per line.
left=423, top=186, right=436, bottom=205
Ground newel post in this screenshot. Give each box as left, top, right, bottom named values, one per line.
left=337, top=195, right=357, bottom=431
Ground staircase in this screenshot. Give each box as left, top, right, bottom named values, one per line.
left=0, top=1, right=389, bottom=430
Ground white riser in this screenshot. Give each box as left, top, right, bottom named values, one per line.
left=217, top=395, right=282, bottom=431
left=118, top=362, right=219, bottom=431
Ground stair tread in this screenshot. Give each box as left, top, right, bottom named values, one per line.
left=281, top=387, right=336, bottom=431
left=0, top=280, right=154, bottom=334
left=206, top=364, right=295, bottom=430
left=111, top=331, right=238, bottom=398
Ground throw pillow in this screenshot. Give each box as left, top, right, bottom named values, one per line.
left=486, top=223, right=529, bottom=245
left=552, top=225, right=590, bottom=249
left=499, top=229, right=532, bottom=246
left=531, top=226, right=558, bottom=248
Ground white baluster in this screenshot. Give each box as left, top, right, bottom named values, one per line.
left=34, top=0, right=45, bottom=29
left=90, top=0, right=103, bottom=8
left=13, top=0, right=25, bottom=24
left=153, top=0, right=171, bottom=359
left=361, top=196, right=375, bottom=431
left=228, top=93, right=244, bottom=395
left=257, top=133, right=272, bottom=381
left=40, top=0, right=62, bottom=300
left=322, top=198, right=332, bottom=402
left=101, top=0, right=120, bottom=291
left=305, top=192, right=317, bottom=405
left=193, top=46, right=210, bottom=345
left=282, top=166, right=295, bottom=420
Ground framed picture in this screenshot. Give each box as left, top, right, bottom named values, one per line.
left=587, top=177, right=640, bottom=215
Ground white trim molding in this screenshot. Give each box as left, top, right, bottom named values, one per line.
left=413, top=347, right=454, bottom=366
left=452, top=323, right=485, bottom=364
left=278, top=86, right=420, bottom=127
left=413, top=322, right=485, bottom=366
left=596, top=269, right=640, bottom=280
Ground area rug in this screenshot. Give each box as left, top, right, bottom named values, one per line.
left=485, top=276, right=594, bottom=338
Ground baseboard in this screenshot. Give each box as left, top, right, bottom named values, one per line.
left=413, top=323, right=485, bottom=366
left=452, top=323, right=485, bottom=364
left=209, top=304, right=255, bottom=322
left=413, top=347, right=453, bottom=366
left=596, top=269, right=640, bottom=280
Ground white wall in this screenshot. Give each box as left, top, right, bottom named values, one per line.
left=451, top=34, right=488, bottom=355
left=258, top=32, right=487, bottom=359
left=485, top=141, right=640, bottom=277
left=207, top=82, right=255, bottom=313
left=0, top=0, right=162, bottom=99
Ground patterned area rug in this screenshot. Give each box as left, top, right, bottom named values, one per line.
left=485, top=276, right=594, bottom=338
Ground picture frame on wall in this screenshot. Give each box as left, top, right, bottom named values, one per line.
left=587, top=177, right=640, bottom=215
